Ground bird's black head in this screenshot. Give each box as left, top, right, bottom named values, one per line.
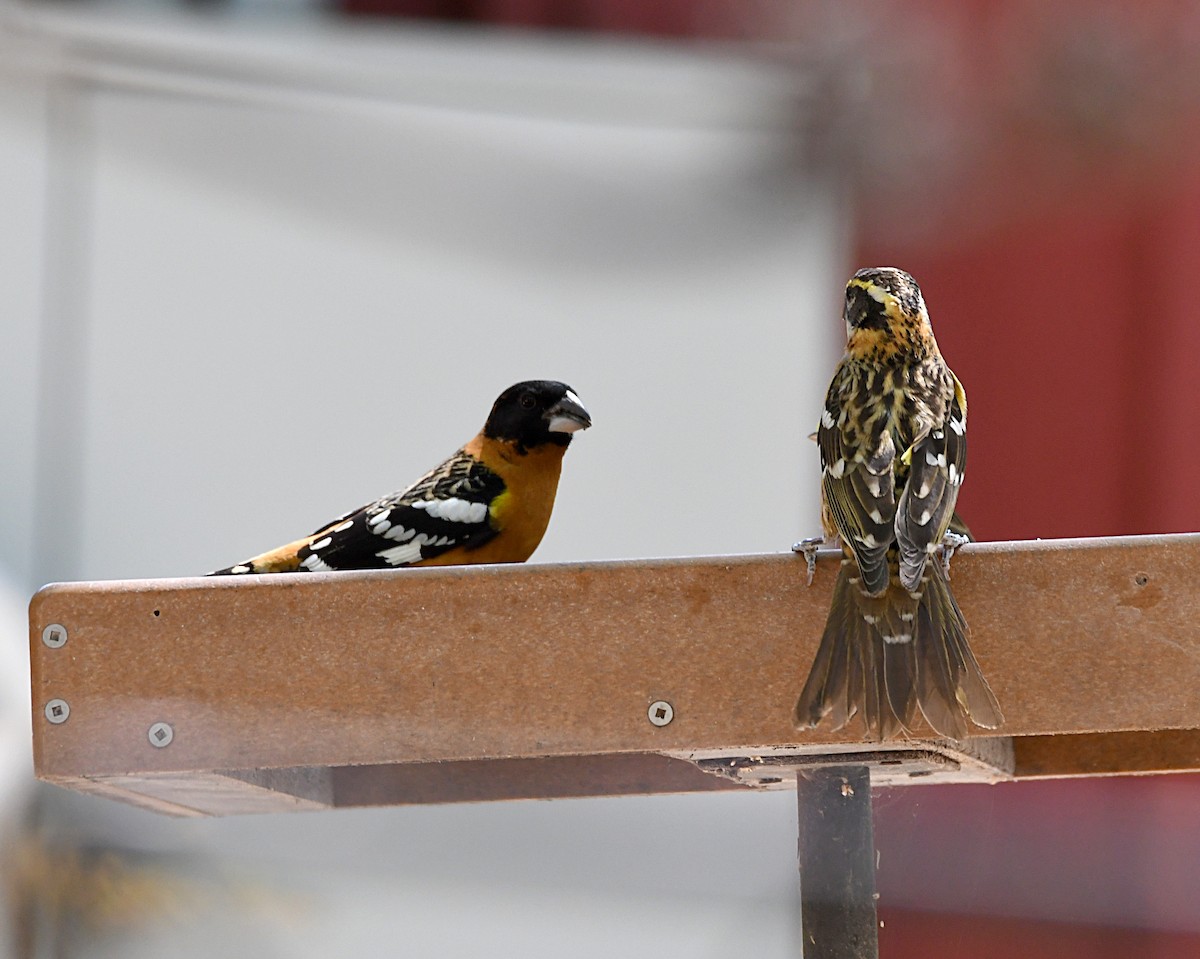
left=844, top=266, right=927, bottom=332
left=483, top=380, right=591, bottom=453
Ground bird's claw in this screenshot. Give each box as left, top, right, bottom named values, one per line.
left=939, top=531, right=970, bottom=577
left=792, top=536, right=825, bottom=586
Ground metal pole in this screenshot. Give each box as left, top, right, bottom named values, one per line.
left=796, top=765, right=879, bottom=959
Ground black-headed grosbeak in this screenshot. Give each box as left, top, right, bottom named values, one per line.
left=210, top=380, right=590, bottom=575
left=794, top=267, right=1002, bottom=740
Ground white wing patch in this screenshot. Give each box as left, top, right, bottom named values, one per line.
left=300, top=553, right=333, bottom=572
left=375, top=531, right=457, bottom=566
left=367, top=512, right=396, bottom=536
left=413, top=498, right=488, bottom=523
left=376, top=542, right=424, bottom=566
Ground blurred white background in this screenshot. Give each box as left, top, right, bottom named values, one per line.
left=1, top=3, right=839, bottom=956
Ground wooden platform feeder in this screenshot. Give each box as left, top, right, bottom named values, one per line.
left=29, top=533, right=1200, bottom=959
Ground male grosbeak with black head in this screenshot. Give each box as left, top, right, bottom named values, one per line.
left=211, top=380, right=590, bottom=575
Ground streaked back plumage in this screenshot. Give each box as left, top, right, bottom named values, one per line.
left=796, top=267, right=1002, bottom=739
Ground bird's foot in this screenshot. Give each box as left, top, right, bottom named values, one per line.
left=939, top=531, right=970, bottom=577
left=792, top=536, right=825, bottom=586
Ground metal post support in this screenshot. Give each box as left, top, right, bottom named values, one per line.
left=796, top=765, right=879, bottom=959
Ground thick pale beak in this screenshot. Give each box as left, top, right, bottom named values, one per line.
left=545, top=390, right=591, bottom=434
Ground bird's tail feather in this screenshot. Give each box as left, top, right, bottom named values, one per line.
left=794, top=560, right=1002, bottom=740
left=919, top=563, right=1004, bottom=732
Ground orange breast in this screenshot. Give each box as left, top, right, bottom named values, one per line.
left=416, top=435, right=567, bottom=566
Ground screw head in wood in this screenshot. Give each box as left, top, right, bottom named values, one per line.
left=44, top=699, right=70, bottom=724
left=42, top=624, right=67, bottom=648
left=148, top=722, right=174, bottom=748
left=648, top=700, right=674, bottom=726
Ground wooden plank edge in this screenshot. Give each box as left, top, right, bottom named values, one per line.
left=27, top=530, right=1200, bottom=597
left=44, top=770, right=335, bottom=817
left=328, top=752, right=749, bottom=807
left=1013, top=729, right=1200, bottom=779
left=41, top=728, right=1200, bottom=817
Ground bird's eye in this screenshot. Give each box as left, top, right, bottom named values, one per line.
left=519, top=392, right=537, bottom=410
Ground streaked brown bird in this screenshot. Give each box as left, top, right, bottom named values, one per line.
left=210, top=380, right=590, bottom=575
left=794, top=267, right=1002, bottom=740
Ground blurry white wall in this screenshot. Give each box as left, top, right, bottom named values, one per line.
left=0, top=63, right=45, bottom=591
left=1, top=5, right=843, bottom=957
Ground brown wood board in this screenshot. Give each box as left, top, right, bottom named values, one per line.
left=28, top=534, right=1200, bottom=813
